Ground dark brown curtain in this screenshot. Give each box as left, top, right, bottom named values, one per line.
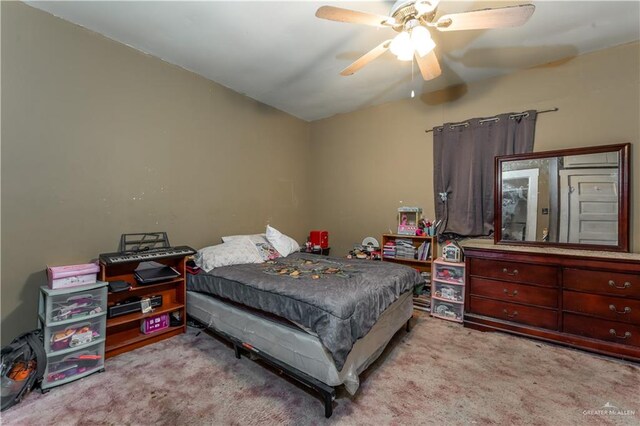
left=433, top=110, right=537, bottom=237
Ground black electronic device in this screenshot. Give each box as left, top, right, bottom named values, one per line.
left=107, top=295, right=163, bottom=318
left=134, top=266, right=180, bottom=285
left=108, top=281, right=131, bottom=293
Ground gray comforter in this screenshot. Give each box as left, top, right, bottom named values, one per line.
left=187, top=253, right=421, bottom=370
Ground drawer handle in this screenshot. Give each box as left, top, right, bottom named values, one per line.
left=609, top=304, right=632, bottom=315
left=609, top=329, right=632, bottom=339
left=502, top=309, right=518, bottom=319
left=503, top=289, right=518, bottom=297
left=502, top=268, right=519, bottom=276
left=608, top=280, right=631, bottom=289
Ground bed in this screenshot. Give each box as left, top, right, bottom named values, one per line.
left=186, top=252, right=421, bottom=417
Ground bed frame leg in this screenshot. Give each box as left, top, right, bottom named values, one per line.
left=323, top=392, right=333, bottom=418
left=406, top=319, right=412, bottom=332
left=234, top=344, right=241, bottom=359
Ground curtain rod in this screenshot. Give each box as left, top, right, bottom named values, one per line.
left=424, top=107, right=559, bottom=134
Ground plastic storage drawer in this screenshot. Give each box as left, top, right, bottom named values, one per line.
left=44, top=315, right=106, bottom=355
left=41, top=284, right=107, bottom=325
left=433, top=261, right=465, bottom=285
left=431, top=298, right=463, bottom=323
left=432, top=280, right=464, bottom=303
left=42, top=342, right=105, bottom=389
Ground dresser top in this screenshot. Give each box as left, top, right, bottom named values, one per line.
left=460, top=238, right=640, bottom=261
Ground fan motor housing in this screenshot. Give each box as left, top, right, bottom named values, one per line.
left=390, top=0, right=437, bottom=29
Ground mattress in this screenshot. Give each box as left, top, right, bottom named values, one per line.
left=188, top=253, right=421, bottom=370
left=187, top=290, right=413, bottom=395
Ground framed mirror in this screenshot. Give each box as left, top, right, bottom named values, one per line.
left=494, top=143, right=630, bottom=252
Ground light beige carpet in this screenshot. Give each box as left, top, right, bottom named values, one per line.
left=2, top=314, right=638, bottom=425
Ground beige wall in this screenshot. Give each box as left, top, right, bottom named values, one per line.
left=1, top=3, right=312, bottom=344
left=3, top=2, right=639, bottom=345
left=310, top=42, right=640, bottom=256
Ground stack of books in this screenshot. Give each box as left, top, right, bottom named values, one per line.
left=413, top=272, right=431, bottom=312
left=416, top=242, right=431, bottom=261
left=395, top=239, right=416, bottom=259
left=383, top=241, right=397, bottom=258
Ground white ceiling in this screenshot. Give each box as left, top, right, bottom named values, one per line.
left=26, top=1, right=640, bottom=121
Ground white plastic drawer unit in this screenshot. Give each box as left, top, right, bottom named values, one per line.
left=430, top=258, right=465, bottom=323
left=38, top=281, right=108, bottom=391
left=432, top=281, right=464, bottom=303
left=39, top=282, right=107, bottom=326
left=433, top=260, right=465, bottom=285
left=42, top=342, right=105, bottom=389
left=44, top=316, right=106, bottom=355
left=431, top=299, right=464, bottom=323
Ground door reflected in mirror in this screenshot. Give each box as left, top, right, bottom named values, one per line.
left=495, top=144, right=629, bottom=252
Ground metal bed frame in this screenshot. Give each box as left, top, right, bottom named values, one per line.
left=191, top=317, right=412, bottom=418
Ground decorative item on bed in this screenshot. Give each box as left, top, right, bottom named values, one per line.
left=187, top=226, right=421, bottom=417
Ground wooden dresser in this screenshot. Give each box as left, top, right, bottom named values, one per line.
left=463, top=241, right=640, bottom=362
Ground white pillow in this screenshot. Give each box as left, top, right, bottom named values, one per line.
left=195, top=238, right=263, bottom=272
left=222, top=233, right=280, bottom=261
left=265, top=225, right=300, bottom=257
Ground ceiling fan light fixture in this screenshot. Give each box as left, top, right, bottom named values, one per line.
left=411, top=26, right=435, bottom=57
left=389, top=31, right=413, bottom=59
left=315, top=1, right=535, bottom=81
left=415, top=0, right=440, bottom=16
left=396, top=50, right=414, bottom=61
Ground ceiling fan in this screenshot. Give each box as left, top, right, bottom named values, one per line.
left=315, top=0, right=535, bottom=81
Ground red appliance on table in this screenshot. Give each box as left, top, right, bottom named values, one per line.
left=309, top=230, right=329, bottom=249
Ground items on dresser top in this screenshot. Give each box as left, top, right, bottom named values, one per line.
left=47, top=263, right=100, bottom=290
left=463, top=241, right=640, bottom=362
left=38, top=282, right=107, bottom=390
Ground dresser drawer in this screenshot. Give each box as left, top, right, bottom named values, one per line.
left=563, top=313, right=640, bottom=347
left=468, top=296, right=557, bottom=329
left=563, top=291, right=640, bottom=325
left=468, top=258, right=558, bottom=287
left=469, top=277, right=558, bottom=308
left=563, top=269, right=640, bottom=298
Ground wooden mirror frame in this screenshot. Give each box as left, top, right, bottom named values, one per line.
left=494, top=143, right=630, bottom=252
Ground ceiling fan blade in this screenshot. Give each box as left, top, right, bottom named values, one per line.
left=316, top=6, right=393, bottom=27
left=435, top=4, right=535, bottom=32
left=415, top=51, right=442, bottom=81
left=340, top=40, right=392, bottom=76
